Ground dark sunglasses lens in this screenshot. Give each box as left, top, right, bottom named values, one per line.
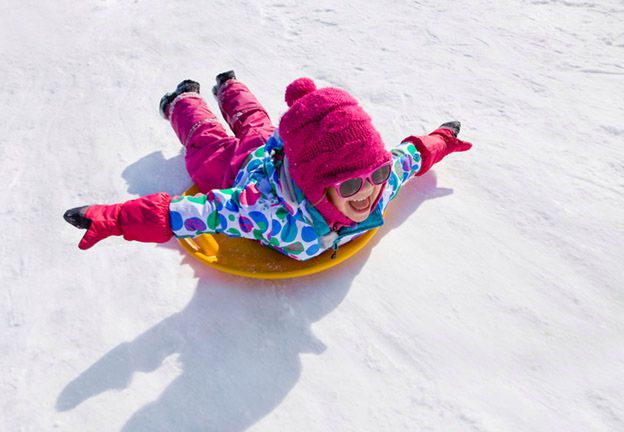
left=339, top=178, right=363, bottom=197
left=371, top=165, right=391, bottom=184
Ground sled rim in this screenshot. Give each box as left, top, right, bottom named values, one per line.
left=178, top=228, right=377, bottom=280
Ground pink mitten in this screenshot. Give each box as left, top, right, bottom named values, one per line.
left=403, top=121, right=472, bottom=176
left=64, top=192, right=173, bottom=250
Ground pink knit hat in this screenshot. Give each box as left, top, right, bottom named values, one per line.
left=279, top=78, right=392, bottom=228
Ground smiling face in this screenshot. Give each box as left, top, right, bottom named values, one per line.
left=325, top=180, right=384, bottom=223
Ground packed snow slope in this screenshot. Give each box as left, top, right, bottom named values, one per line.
left=2, top=0, right=623, bottom=431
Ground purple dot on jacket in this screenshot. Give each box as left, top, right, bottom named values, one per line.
left=184, top=217, right=207, bottom=232
left=239, top=216, right=254, bottom=233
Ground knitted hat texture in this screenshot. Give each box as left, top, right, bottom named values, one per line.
left=278, top=78, right=391, bottom=227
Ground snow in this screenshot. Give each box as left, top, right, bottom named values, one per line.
left=2, top=0, right=623, bottom=430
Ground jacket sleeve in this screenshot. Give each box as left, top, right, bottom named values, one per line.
left=383, top=141, right=423, bottom=203
left=169, top=184, right=278, bottom=241
left=169, top=185, right=326, bottom=261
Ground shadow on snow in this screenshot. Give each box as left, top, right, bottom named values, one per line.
left=56, top=150, right=451, bottom=431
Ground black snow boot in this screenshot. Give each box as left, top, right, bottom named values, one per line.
left=159, top=79, right=201, bottom=119
left=212, top=70, right=236, bottom=96
left=439, top=121, right=461, bottom=137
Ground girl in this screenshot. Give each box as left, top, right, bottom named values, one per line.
left=64, top=72, right=472, bottom=261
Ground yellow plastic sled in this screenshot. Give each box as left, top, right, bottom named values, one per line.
left=177, top=185, right=379, bottom=279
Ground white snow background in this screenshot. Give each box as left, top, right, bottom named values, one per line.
left=2, top=0, right=623, bottom=431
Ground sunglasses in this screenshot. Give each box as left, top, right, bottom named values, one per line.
left=333, top=161, right=392, bottom=198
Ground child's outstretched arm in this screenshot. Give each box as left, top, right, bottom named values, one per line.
left=383, top=122, right=472, bottom=203
left=63, top=186, right=288, bottom=253
left=64, top=193, right=173, bottom=250
left=63, top=184, right=322, bottom=260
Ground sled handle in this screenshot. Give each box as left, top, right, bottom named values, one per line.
left=196, top=234, right=219, bottom=258
left=179, top=235, right=219, bottom=264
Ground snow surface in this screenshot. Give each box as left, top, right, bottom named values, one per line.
left=2, top=0, right=624, bottom=430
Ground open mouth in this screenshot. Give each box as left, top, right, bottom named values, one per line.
left=348, top=196, right=371, bottom=213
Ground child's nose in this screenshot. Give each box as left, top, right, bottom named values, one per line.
left=360, top=180, right=374, bottom=193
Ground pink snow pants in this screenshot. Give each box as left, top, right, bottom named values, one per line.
left=168, top=80, right=275, bottom=193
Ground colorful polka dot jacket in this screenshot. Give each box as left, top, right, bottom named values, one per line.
left=169, top=131, right=422, bottom=261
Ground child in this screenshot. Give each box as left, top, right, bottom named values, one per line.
left=64, top=71, right=472, bottom=261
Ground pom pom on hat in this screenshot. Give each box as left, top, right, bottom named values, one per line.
left=285, top=78, right=317, bottom=107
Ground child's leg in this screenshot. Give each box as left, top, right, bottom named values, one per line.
left=215, top=80, right=275, bottom=183
left=168, top=94, right=240, bottom=192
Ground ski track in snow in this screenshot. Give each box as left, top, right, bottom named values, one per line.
left=1, top=0, right=623, bottom=431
